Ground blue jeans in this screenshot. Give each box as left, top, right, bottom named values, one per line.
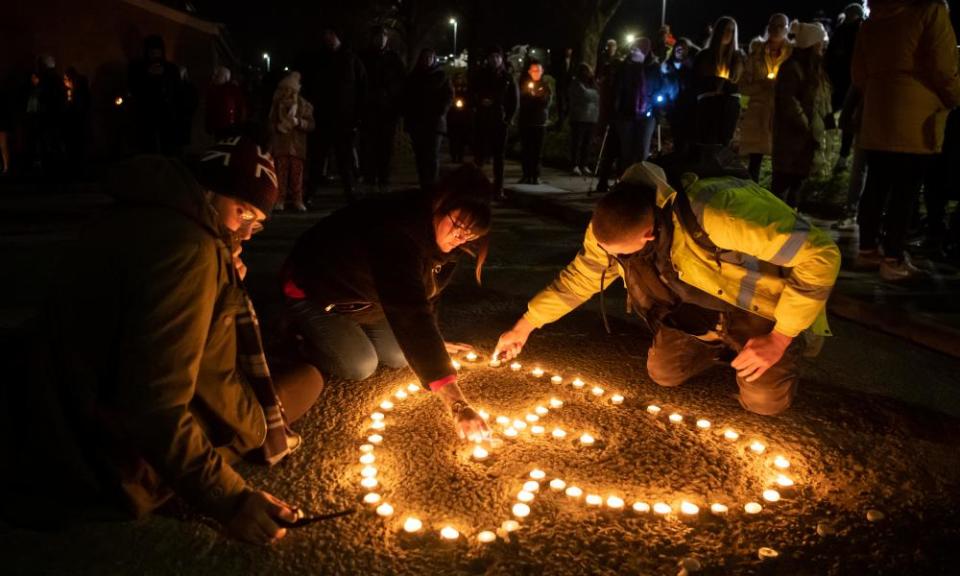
left=285, top=300, right=408, bottom=381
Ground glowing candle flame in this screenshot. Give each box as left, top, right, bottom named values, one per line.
left=395, top=389, right=408, bottom=400
left=504, top=427, right=518, bottom=438
left=455, top=99, right=465, bottom=109
left=451, top=360, right=461, bottom=370
left=591, top=386, right=605, bottom=396
left=551, top=375, right=563, bottom=384
left=478, top=409, right=490, bottom=421
left=744, top=502, right=763, bottom=514
left=407, top=383, right=420, bottom=393
left=653, top=502, right=672, bottom=514
left=550, top=478, right=566, bottom=490
left=379, top=401, right=394, bottom=411
left=361, top=466, right=377, bottom=478
left=532, top=367, right=545, bottom=377
left=465, top=352, right=478, bottom=361
left=531, top=425, right=545, bottom=435
left=403, top=517, right=422, bottom=532
left=750, top=441, right=766, bottom=454
left=776, top=474, right=794, bottom=487
left=495, top=415, right=510, bottom=425
left=610, top=394, right=624, bottom=405
left=565, top=486, right=583, bottom=498
left=368, top=434, right=383, bottom=445
left=478, top=530, right=496, bottom=542
left=572, top=378, right=585, bottom=388
left=114, top=97, right=124, bottom=106
left=375, top=503, right=393, bottom=517
left=535, top=406, right=549, bottom=416
left=363, top=493, right=381, bottom=504
left=669, top=413, right=683, bottom=423
left=633, top=502, right=651, bottom=513
left=359, top=453, right=375, bottom=465
left=549, top=398, right=564, bottom=408
left=510, top=362, right=522, bottom=371
left=440, top=526, right=460, bottom=539
left=696, top=419, right=711, bottom=429
left=774, top=455, right=790, bottom=469
left=680, top=501, right=700, bottom=515
left=517, top=490, right=535, bottom=503
left=606, top=496, right=625, bottom=509
left=552, top=428, right=567, bottom=439
left=489, top=359, right=501, bottom=367
left=711, top=503, right=729, bottom=514
left=724, top=429, right=740, bottom=441
left=530, top=469, right=546, bottom=480
left=647, top=405, right=661, bottom=414
left=471, top=445, right=489, bottom=460
left=371, top=412, right=385, bottom=422
left=586, top=494, right=603, bottom=506
left=361, top=477, right=378, bottom=489
left=512, top=503, right=531, bottom=518
left=579, top=433, right=595, bottom=446
left=762, top=489, right=781, bottom=502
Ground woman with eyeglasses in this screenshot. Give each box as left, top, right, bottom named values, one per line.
left=280, top=164, right=493, bottom=441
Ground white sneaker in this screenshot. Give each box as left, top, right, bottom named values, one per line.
left=293, top=202, right=307, bottom=212
left=582, top=166, right=593, bottom=175
left=273, top=202, right=286, bottom=213
left=879, top=254, right=926, bottom=281
left=572, top=166, right=582, bottom=176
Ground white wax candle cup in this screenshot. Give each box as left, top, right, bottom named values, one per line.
left=370, top=420, right=385, bottom=431
left=371, top=412, right=385, bottom=422
left=762, top=489, right=781, bottom=502
left=633, top=502, right=651, bottom=513
left=510, top=362, right=522, bottom=371
left=394, top=389, right=408, bottom=400
left=535, top=406, right=549, bottom=415
left=591, top=386, right=605, bottom=396
left=531, top=425, right=545, bottom=435
left=495, top=415, right=510, bottom=425
left=465, top=352, right=478, bottom=361
left=407, top=383, right=420, bottom=393
left=361, top=466, right=377, bottom=478
left=669, top=413, right=683, bottom=423
left=359, top=453, right=375, bottom=465
left=550, top=478, right=566, bottom=490
left=572, top=378, right=585, bottom=388
left=363, top=493, right=381, bottom=504
left=647, top=405, right=661, bottom=414
left=451, top=360, right=461, bottom=370
left=513, top=420, right=527, bottom=430
left=549, top=398, right=564, bottom=408
left=530, top=469, right=546, bottom=480
left=512, top=503, right=531, bottom=518
left=361, top=477, right=378, bottom=489
left=653, top=502, right=672, bottom=514
left=478, top=410, right=490, bottom=421
left=724, top=429, right=740, bottom=441
left=403, top=516, right=422, bottom=533
left=489, top=359, right=501, bottom=368
left=504, top=427, right=518, bottom=438
left=606, top=496, right=625, bottom=509
left=611, top=394, right=624, bottom=405
left=478, top=530, right=497, bottom=542
left=710, top=503, right=729, bottom=515
left=379, top=401, right=394, bottom=411
left=500, top=520, right=519, bottom=532
left=517, top=490, right=535, bottom=503
left=376, top=503, right=393, bottom=517
left=359, top=444, right=374, bottom=453
left=744, top=502, right=763, bottom=514
left=532, top=368, right=544, bottom=377
left=680, top=501, right=699, bottom=515
left=368, top=434, right=383, bottom=445
left=774, top=455, right=790, bottom=469
left=552, top=428, right=567, bottom=439
left=551, top=375, right=563, bottom=384
left=585, top=494, right=603, bottom=506
left=522, top=480, right=540, bottom=492
left=472, top=446, right=489, bottom=460
left=525, top=414, right=539, bottom=423
left=750, top=441, right=766, bottom=454
left=440, top=526, right=460, bottom=540
left=579, top=433, right=595, bottom=446
left=776, top=474, right=794, bottom=487
left=696, top=419, right=711, bottom=429
left=565, top=486, right=583, bottom=498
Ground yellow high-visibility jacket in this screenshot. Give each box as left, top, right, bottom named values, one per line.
left=524, top=168, right=842, bottom=338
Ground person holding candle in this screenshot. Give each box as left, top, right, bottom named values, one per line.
left=280, top=164, right=492, bottom=440
left=692, top=17, right=745, bottom=147
left=471, top=46, right=519, bottom=199
left=517, top=59, right=553, bottom=185
left=494, top=153, right=840, bottom=416
left=740, top=13, right=792, bottom=183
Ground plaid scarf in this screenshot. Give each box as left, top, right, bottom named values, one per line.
left=235, top=287, right=301, bottom=465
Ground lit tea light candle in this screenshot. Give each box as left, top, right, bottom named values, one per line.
left=495, top=415, right=510, bottom=425
left=465, top=351, right=478, bottom=362
left=451, top=360, right=461, bottom=371
left=500, top=520, right=519, bottom=532
left=368, top=434, right=383, bottom=445
left=591, top=386, right=605, bottom=396
left=531, top=367, right=545, bottom=377
left=440, top=526, right=460, bottom=540
left=680, top=501, right=699, bottom=515
left=394, top=388, right=408, bottom=400
left=363, top=493, right=381, bottom=504
left=750, top=441, right=766, bottom=454
left=359, top=453, right=375, bottom=465
left=531, top=425, right=545, bottom=435
left=523, top=480, right=540, bottom=492
left=585, top=494, right=603, bottom=506
left=724, top=429, right=740, bottom=441
left=572, top=378, right=585, bottom=389
left=633, top=502, right=651, bottom=513
left=513, top=420, right=527, bottom=430
left=489, top=359, right=501, bottom=368
left=647, top=405, right=662, bottom=414
left=517, top=490, right=535, bottom=503
left=371, top=412, right=385, bottom=422
left=610, top=394, right=624, bottom=405
left=774, top=455, right=790, bottom=469
left=551, top=375, right=563, bottom=384
left=758, top=547, right=779, bottom=559
left=549, top=398, right=564, bottom=408
left=379, top=401, right=394, bottom=412
left=579, top=433, right=595, bottom=446
left=478, top=530, right=497, bottom=543
left=376, top=503, right=394, bottom=517
left=478, top=409, right=490, bottom=421
left=359, top=444, right=374, bottom=453
left=550, top=478, right=566, bottom=491
left=525, top=414, right=539, bottom=423
left=565, top=486, right=583, bottom=498
left=775, top=474, right=794, bottom=487
left=407, top=383, right=420, bottom=393
left=535, top=405, right=549, bottom=416
left=361, top=466, right=377, bottom=478
left=471, top=445, right=489, bottom=461
left=606, top=496, right=625, bottom=509
left=512, top=503, right=531, bottom=518
left=696, top=419, right=711, bottom=429
left=669, top=413, right=683, bottom=423
left=710, top=503, right=729, bottom=515
left=530, top=469, right=546, bottom=480
left=403, top=517, right=422, bottom=533
left=653, top=502, right=672, bottom=515
left=361, top=477, right=378, bottom=489
left=762, top=489, right=781, bottom=502
left=370, top=420, right=385, bottom=431
left=504, top=427, right=518, bottom=438
left=744, top=502, right=763, bottom=514
left=510, top=362, right=522, bottom=371
left=552, top=428, right=567, bottom=439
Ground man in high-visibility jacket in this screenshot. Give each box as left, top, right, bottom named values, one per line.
left=494, top=161, right=841, bottom=415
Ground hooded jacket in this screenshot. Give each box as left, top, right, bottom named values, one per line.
left=38, top=156, right=264, bottom=521
left=403, top=64, right=454, bottom=135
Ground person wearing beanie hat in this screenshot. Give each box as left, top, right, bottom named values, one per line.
left=269, top=71, right=315, bottom=212
left=771, top=21, right=831, bottom=208
left=15, top=136, right=323, bottom=544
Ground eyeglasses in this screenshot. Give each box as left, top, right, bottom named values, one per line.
left=447, top=214, right=481, bottom=242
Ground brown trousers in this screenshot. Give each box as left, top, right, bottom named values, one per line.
left=646, top=312, right=802, bottom=416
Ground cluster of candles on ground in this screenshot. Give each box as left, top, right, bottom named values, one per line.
left=355, top=352, right=799, bottom=543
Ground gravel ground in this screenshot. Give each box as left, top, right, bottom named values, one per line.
left=4, top=206, right=960, bottom=576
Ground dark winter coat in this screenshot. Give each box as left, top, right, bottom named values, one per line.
left=403, top=64, right=454, bottom=135
left=33, top=156, right=265, bottom=521
left=518, top=77, right=552, bottom=127
left=772, top=51, right=831, bottom=176
left=568, top=79, right=599, bottom=124
left=470, top=67, right=519, bottom=126
left=692, top=47, right=744, bottom=95
left=825, top=18, right=861, bottom=112
left=361, top=47, right=406, bottom=120
left=314, top=47, right=367, bottom=129
left=283, top=191, right=462, bottom=388
left=613, top=58, right=659, bottom=120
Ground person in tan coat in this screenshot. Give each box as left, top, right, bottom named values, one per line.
left=269, top=71, right=315, bottom=212
left=852, top=0, right=960, bottom=280
left=740, top=13, right=792, bottom=182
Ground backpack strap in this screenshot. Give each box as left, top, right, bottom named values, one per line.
left=672, top=187, right=719, bottom=254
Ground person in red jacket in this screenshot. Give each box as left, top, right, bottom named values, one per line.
left=206, top=66, right=247, bottom=139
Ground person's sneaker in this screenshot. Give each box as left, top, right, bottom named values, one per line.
left=853, top=248, right=883, bottom=270
left=293, top=201, right=308, bottom=212
left=572, top=166, right=582, bottom=176
left=273, top=202, right=286, bottom=213
left=831, top=216, right=858, bottom=230
left=582, top=165, right=593, bottom=175
left=530, top=177, right=542, bottom=185
left=879, top=255, right=926, bottom=281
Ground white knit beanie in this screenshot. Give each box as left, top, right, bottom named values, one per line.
left=791, top=21, right=828, bottom=49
